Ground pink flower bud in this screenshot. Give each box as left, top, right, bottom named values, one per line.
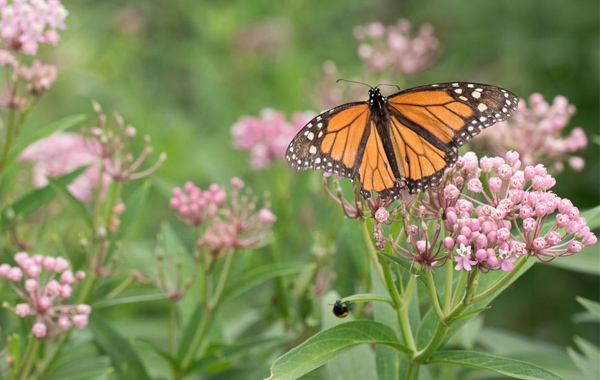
left=32, top=323, right=47, bottom=338
left=487, top=254, right=499, bottom=268
left=488, top=177, right=502, bottom=192
left=26, top=265, right=41, bottom=278
left=476, top=248, right=487, bottom=261
left=75, top=270, right=86, bottom=281
left=54, top=257, right=69, bottom=272
left=58, top=316, right=71, bottom=329
left=524, top=166, right=536, bottom=181
left=15, top=303, right=30, bottom=317
left=545, top=231, right=562, bottom=245
left=532, top=237, right=546, bottom=250
left=14, top=252, right=29, bottom=266
left=497, top=228, right=510, bottom=242
left=523, top=218, right=537, bottom=232
left=443, top=237, right=455, bottom=249
left=60, top=285, right=73, bottom=299
left=476, top=234, right=488, bottom=248
left=46, top=280, right=61, bottom=296
left=566, top=221, right=581, bottom=235
left=583, top=233, right=597, bottom=246
left=43, top=256, right=56, bottom=271
left=535, top=203, right=548, bottom=217
left=0, top=264, right=10, bottom=277
left=567, top=240, right=583, bottom=253
left=25, top=279, right=38, bottom=292
left=467, top=178, right=483, bottom=193
left=258, top=208, right=276, bottom=223
left=487, top=231, right=498, bottom=243
left=497, top=164, right=512, bottom=179
left=73, top=314, right=89, bottom=329
left=230, top=177, right=244, bottom=189
left=77, top=304, right=92, bottom=315
left=31, top=255, right=44, bottom=265
left=505, top=151, right=520, bottom=166
left=534, top=164, right=547, bottom=176
left=7, top=267, right=22, bottom=282
left=479, top=156, right=493, bottom=173
left=444, top=184, right=459, bottom=199
left=415, top=240, right=427, bottom=253
left=456, top=235, right=468, bottom=246
left=492, top=157, right=505, bottom=170
left=60, top=270, right=75, bottom=285
left=445, top=210, right=457, bottom=225
left=556, top=213, right=569, bottom=227
left=39, top=296, right=52, bottom=311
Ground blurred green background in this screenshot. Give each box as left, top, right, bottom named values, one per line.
left=27, top=0, right=599, bottom=355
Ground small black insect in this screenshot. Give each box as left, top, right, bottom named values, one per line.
left=332, top=299, right=352, bottom=318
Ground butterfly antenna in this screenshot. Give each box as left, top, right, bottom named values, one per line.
left=336, top=78, right=373, bottom=89
left=376, top=83, right=402, bottom=91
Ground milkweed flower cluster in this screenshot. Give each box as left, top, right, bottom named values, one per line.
left=324, top=151, right=596, bottom=272
left=354, top=19, right=439, bottom=75
left=1, top=252, right=91, bottom=339
left=0, top=0, right=68, bottom=56
left=171, top=178, right=276, bottom=256
left=231, top=108, right=315, bottom=169
left=474, top=93, right=588, bottom=173
left=18, top=132, right=106, bottom=202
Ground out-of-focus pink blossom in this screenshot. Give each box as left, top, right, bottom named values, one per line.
left=17, top=59, right=57, bottom=95
left=0, top=0, right=68, bottom=56
left=2, top=252, right=91, bottom=339
left=231, top=108, right=315, bottom=169
left=354, top=19, right=439, bottom=75
left=475, top=93, right=588, bottom=173
left=18, top=132, right=107, bottom=202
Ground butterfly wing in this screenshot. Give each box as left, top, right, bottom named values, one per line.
left=385, top=82, right=518, bottom=193
left=286, top=102, right=371, bottom=178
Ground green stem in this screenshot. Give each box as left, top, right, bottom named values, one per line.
left=442, top=259, right=453, bottom=313
left=270, top=236, right=291, bottom=325
left=181, top=249, right=235, bottom=371
left=399, top=275, right=417, bottom=346
left=382, top=262, right=402, bottom=308
left=0, top=108, right=17, bottom=174
left=445, top=270, right=480, bottom=323
left=36, top=333, right=69, bottom=376
left=413, top=320, right=449, bottom=364
left=470, top=255, right=529, bottom=303
left=18, top=336, right=39, bottom=380
left=425, top=269, right=445, bottom=323
left=404, top=361, right=420, bottom=380
left=168, top=301, right=177, bottom=356
left=450, top=269, right=468, bottom=309
left=359, top=217, right=386, bottom=287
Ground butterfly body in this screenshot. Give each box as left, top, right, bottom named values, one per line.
left=286, top=82, right=518, bottom=199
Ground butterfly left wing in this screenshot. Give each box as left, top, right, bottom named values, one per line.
left=385, top=82, right=518, bottom=192
left=286, top=102, right=371, bottom=178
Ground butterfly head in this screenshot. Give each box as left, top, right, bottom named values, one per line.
left=368, top=87, right=387, bottom=114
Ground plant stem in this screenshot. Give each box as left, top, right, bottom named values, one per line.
left=359, top=217, right=386, bottom=286
left=404, top=361, right=420, bottom=380
left=168, top=301, right=177, bottom=356
left=425, top=269, right=445, bottom=323
left=270, top=236, right=291, bottom=326
left=470, top=255, right=529, bottom=303
left=382, top=262, right=417, bottom=352
left=181, top=249, right=235, bottom=371
left=0, top=108, right=17, bottom=174
left=442, top=259, right=453, bottom=313
left=450, top=269, right=468, bottom=309
left=413, top=320, right=449, bottom=364
left=19, top=336, right=39, bottom=380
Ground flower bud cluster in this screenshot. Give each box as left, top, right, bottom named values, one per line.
left=231, top=108, right=315, bottom=169
left=354, top=19, right=439, bottom=75
left=475, top=93, right=588, bottom=173
left=1, top=252, right=91, bottom=339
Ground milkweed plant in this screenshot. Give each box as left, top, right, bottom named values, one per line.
left=0, top=5, right=597, bottom=380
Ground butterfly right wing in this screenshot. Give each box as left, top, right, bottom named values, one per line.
left=286, top=102, right=371, bottom=179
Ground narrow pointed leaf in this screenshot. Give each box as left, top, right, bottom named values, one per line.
left=47, top=176, right=93, bottom=227
left=429, top=350, right=565, bottom=380
left=576, top=297, right=600, bottom=320
left=266, top=321, right=410, bottom=380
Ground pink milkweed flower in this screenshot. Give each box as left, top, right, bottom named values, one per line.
left=231, top=108, right=315, bottom=169
left=18, top=132, right=108, bottom=202
left=2, top=252, right=91, bottom=339
left=0, top=0, right=68, bottom=56
left=475, top=93, right=588, bottom=173
left=354, top=19, right=439, bottom=75
left=454, top=244, right=477, bottom=271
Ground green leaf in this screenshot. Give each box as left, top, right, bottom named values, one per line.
left=340, top=293, right=393, bottom=305
left=88, top=313, right=151, bottom=380
left=40, top=358, right=113, bottom=380
left=189, top=336, right=293, bottom=372
left=8, top=333, right=21, bottom=369
left=547, top=247, right=600, bottom=275
left=111, top=181, right=151, bottom=243
left=580, top=206, right=600, bottom=230
left=321, top=291, right=377, bottom=380
left=47, top=176, right=93, bottom=228
left=91, top=291, right=167, bottom=309
left=222, top=261, right=315, bottom=303
left=573, top=337, right=600, bottom=366
left=591, top=135, right=600, bottom=146
left=576, top=297, right=600, bottom=320
left=567, top=341, right=599, bottom=380
left=9, top=114, right=87, bottom=163
left=1, top=166, right=88, bottom=230
left=452, top=307, right=491, bottom=321
left=266, top=321, right=410, bottom=380
left=429, top=350, right=565, bottom=380
left=177, top=303, right=203, bottom=361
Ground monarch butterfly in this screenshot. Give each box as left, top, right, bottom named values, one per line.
left=286, top=82, right=518, bottom=199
